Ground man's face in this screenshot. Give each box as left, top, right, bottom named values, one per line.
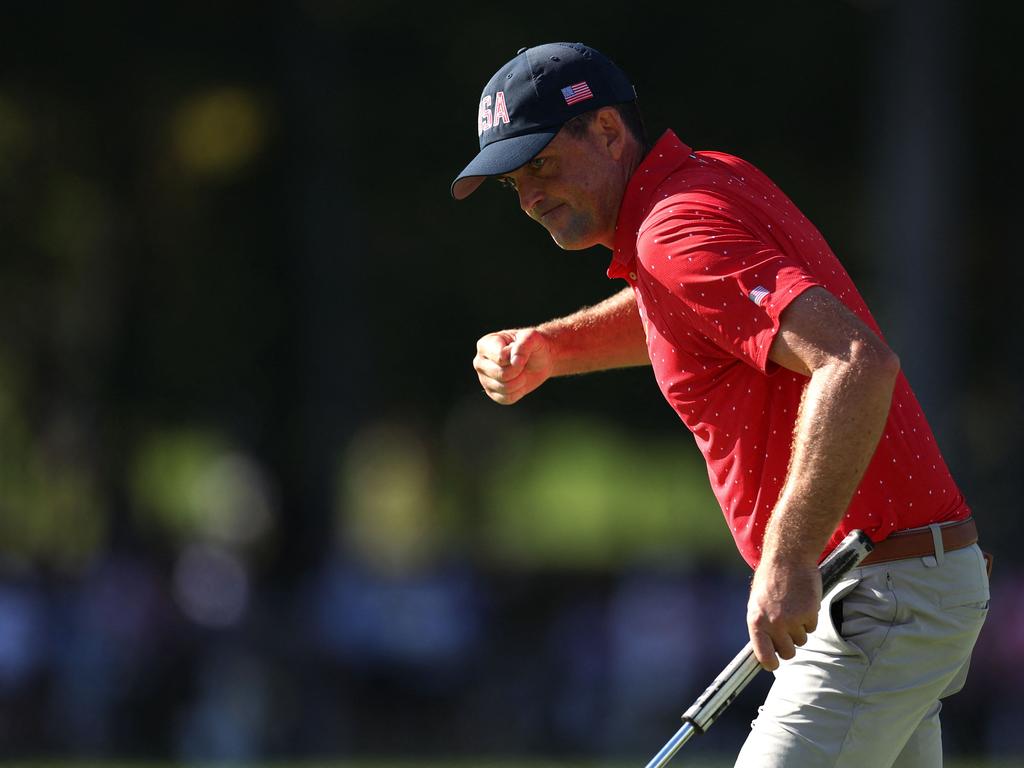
left=496, top=120, right=624, bottom=250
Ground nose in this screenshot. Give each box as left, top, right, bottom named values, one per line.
left=517, top=178, right=544, bottom=217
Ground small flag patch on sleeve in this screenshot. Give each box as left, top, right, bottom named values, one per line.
left=748, top=286, right=771, bottom=307
left=561, top=82, right=594, bottom=106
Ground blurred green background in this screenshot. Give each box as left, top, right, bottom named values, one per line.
left=0, top=0, right=1021, bottom=765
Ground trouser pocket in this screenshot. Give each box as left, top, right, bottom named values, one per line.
left=803, top=576, right=863, bottom=658
left=833, top=568, right=905, bottom=661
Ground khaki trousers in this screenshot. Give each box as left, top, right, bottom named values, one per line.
left=734, top=541, right=989, bottom=768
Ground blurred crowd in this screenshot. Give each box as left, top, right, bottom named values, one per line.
left=0, top=546, right=1020, bottom=762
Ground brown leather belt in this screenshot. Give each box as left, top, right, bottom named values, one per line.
left=861, top=517, right=978, bottom=566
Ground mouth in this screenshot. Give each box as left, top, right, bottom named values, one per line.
left=539, top=203, right=565, bottom=221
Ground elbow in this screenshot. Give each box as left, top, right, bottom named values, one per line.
left=883, top=348, right=901, bottom=380
left=876, top=343, right=901, bottom=384
left=852, top=337, right=901, bottom=388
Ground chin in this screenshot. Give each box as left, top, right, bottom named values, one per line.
left=548, top=229, right=598, bottom=251
left=552, top=238, right=594, bottom=251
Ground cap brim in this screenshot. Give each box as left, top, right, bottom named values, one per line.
left=450, top=129, right=558, bottom=200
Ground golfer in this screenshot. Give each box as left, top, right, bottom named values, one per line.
left=453, top=43, right=989, bottom=767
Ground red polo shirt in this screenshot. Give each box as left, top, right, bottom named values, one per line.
left=608, top=130, right=970, bottom=568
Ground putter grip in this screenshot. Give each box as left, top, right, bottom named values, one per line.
left=680, top=529, right=874, bottom=734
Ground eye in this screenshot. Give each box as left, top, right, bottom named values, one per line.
left=496, top=176, right=518, bottom=191
left=529, top=157, right=546, bottom=170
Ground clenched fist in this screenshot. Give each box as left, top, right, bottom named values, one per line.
left=473, top=328, right=554, bottom=405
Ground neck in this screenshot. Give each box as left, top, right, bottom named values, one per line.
left=598, top=138, right=648, bottom=249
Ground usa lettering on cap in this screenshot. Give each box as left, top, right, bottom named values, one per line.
left=478, top=91, right=511, bottom=136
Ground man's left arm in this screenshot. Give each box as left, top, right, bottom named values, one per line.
left=748, top=286, right=901, bottom=670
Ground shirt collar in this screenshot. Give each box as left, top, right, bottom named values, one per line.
left=608, top=129, right=695, bottom=279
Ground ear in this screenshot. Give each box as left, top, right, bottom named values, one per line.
left=591, top=106, right=627, bottom=160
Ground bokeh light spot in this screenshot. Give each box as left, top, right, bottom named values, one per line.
left=172, top=87, right=268, bottom=179
left=173, top=543, right=249, bottom=628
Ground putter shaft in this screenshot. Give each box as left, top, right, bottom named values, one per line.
left=644, top=722, right=697, bottom=768
left=642, top=530, right=874, bottom=767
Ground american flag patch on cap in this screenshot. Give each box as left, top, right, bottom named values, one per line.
left=749, top=286, right=771, bottom=307
left=562, top=81, right=594, bottom=106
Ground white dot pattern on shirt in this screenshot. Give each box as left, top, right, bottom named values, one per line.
left=624, top=135, right=960, bottom=560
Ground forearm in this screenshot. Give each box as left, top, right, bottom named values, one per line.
left=747, top=288, right=901, bottom=669
left=536, top=287, right=649, bottom=376
left=762, top=349, right=900, bottom=566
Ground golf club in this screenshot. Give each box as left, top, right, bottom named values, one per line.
left=644, top=529, right=875, bottom=768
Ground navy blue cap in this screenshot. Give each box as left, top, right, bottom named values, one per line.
left=451, top=42, right=636, bottom=200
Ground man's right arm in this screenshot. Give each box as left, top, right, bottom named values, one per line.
left=473, top=286, right=649, bottom=405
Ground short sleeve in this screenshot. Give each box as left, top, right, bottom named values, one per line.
left=636, top=207, right=821, bottom=372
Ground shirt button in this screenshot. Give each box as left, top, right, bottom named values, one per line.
left=629, top=271, right=637, bottom=280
